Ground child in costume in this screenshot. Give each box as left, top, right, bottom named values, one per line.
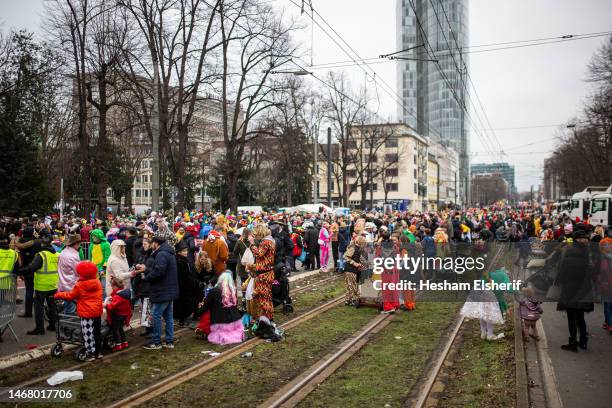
left=519, top=286, right=543, bottom=342
left=54, top=261, right=104, bottom=360
left=104, top=276, right=132, bottom=351
left=460, top=268, right=508, bottom=341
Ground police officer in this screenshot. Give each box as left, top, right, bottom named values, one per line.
left=19, top=234, right=59, bottom=335
left=0, top=233, right=18, bottom=342
left=0, top=233, right=18, bottom=288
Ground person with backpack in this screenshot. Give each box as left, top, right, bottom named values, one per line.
left=337, top=221, right=350, bottom=272
left=290, top=227, right=304, bottom=272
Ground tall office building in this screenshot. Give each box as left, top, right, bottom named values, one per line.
left=396, top=0, right=469, bottom=204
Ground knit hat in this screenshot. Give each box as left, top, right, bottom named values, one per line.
left=153, top=228, right=174, bottom=243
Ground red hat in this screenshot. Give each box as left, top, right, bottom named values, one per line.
left=209, top=230, right=221, bottom=238
left=76, top=261, right=99, bottom=280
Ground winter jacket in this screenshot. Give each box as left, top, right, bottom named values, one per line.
left=198, top=286, right=241, bottom=325
left=105, top=240, right=132, bottom=295
left=57, top=245, right=80, bottom=292
left=105, top=288, right=132, bottom=326
left=88, top=229, right=111, bottom=270
left=304, top=227, right=320, bottom=252
left=174, top=254, right=199, bottom=320
left=143, top=242, right=179, bottom=303
left=338, top=227, right=350, bottom=253
left=556, top=243, right=594, bottom=312
left=181, top=232, right=198, bottom=265
left=202, top=237, right=229, bottom=274
left=54, top=263, right=103, bottom=318
left=124, top=235, right=138, bottom=267
left=519, top=296, right=542, bottom=321
left=232, top=238, right=249, bottom=279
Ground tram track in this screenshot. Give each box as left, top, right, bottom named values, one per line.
left=106, top=294, right=347, bottom=408
left=259, top=312, right=394, bottom=408
left=408, top=244, right=506, bottom=408
left=0, top=271, right=341, bottom=394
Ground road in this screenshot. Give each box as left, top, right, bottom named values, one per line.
left=541, top=302, right=612, bottom=408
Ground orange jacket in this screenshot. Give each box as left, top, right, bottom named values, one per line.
left=202, top=238, right=229, bottom=274
left=54, top=261, right=103, bottom=318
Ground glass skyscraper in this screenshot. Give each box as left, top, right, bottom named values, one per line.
left=396, top=0, right=469, bottom=204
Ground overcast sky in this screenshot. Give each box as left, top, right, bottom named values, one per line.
left=2, top=0, right=611, bottom=190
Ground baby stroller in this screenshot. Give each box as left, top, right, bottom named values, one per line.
left=50, top=300, right=113, bottom=361
left=272, top=264, right=293, bottom=314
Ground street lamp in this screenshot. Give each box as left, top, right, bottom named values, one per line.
left=218, top=174, right=224, bottom=213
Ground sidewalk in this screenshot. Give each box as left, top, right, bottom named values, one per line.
left=540, top=302, right=612, bottom=408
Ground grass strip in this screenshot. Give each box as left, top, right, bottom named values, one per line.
left=296, top=302, right=459, bottom=408
left=148, top=304, right=379, bottom=407
left=14, top=279, right=346, bottom=408
left=438, top=312, right=516, bottom=408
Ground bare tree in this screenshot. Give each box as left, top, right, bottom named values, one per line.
left=117, top=0, right=223, bottom=211
left=46, top=0, right=106, bottom=215
left=219, top=0, right=299, bottom=211
left=321, top=71, right=368, bottom=207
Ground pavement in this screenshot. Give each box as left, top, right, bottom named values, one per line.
left=0, top=287, right=58, bottom=357
left=540, top=302, right=612, bottom=408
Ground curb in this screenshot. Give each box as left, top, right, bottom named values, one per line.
left=514, top=300, right=530, bottom=408
left=535, top=319, right=564, bottom=408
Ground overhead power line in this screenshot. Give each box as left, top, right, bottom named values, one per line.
left=306, top=29, right=612, bottom=69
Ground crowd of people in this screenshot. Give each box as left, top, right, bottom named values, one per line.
left=0, top=204, right=610, bottom=359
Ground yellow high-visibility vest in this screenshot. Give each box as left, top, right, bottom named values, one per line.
left=34, top=251, right=59, bottom=291
left=0, top=248, right=17, bottom=289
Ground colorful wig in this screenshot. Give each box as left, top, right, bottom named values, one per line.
left=216, top=271, right=237, bottom=308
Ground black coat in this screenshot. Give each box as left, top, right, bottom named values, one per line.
left=198, top=286, right=242, bottom=325
left=181, top=232, right=197, bottom=265
left=304, top=227, right=320, bottom=252
left=556, top=243, right=594, bottom=312
left=124, top=235, right=138, bottom=267
left=174, top=255, right=199, bottom=320
left=143, top=243, right=179, bottom=303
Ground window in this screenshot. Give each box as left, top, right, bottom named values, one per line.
left=385, top=138, right=398, bottom=148
left=386, top=183, right=398, bottom=192
left=414, top=155, right=417, bottom=164
left=369, top=155, right=378, bottom=163
left=414, top=183, right=417, bottom=194
left=591, top=199, right=607, bottom=213
left=346, top=140, right=357, bottom=149
left=143, top=189, right=149, bottom=198
left=330, top=181, right=334, bottom=192
left=385, top=168, right=398, bottom=177
left=369, top=183, right=378, bottom=192
left=142, top=175, right=148, bottom=183
left=385, top=153, right=398, bottom=162
left=136, top=190, right=141, bottom=198
left=414, top=169, right=417, bottom=178
left=346, top=169, right=357, bottom=178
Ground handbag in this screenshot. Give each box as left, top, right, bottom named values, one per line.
left=241, top=247, right=255, bottom=266
left=546, top=283, right=561, bottom=301
left=245, top=276, right=255, bottom=300
left=298, top=250, right=307, bottom=263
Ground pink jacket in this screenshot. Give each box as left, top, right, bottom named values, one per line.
left=318, top=228, right=331, bottom=248
left=57, top=246, right=80, bottom=292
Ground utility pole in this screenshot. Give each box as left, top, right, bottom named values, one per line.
left=313, top=129, right=318, bottom=204
left=436, top=161, right=440, bottom=211
left=327, top=127, right=332, bottom=207
left=150, top=60, right=160, bottom=212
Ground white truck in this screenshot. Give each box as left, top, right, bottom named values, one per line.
left=569, top=186, right=609, bottom=222
left=589, top=185, right=612, bottom=227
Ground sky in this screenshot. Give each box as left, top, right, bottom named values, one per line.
left=2, top=0, right=612, bottom=191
